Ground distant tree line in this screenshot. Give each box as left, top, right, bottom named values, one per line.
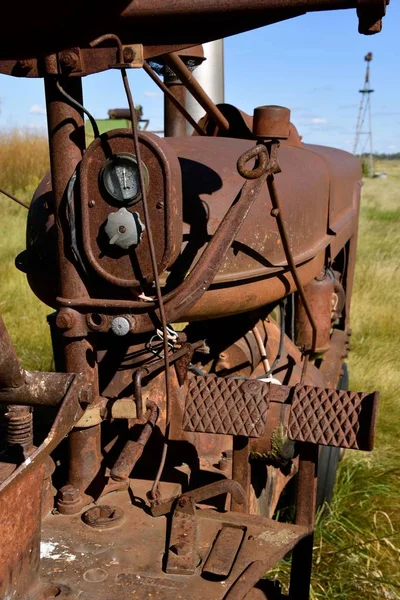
left=358, top=152, right=400, bottom=161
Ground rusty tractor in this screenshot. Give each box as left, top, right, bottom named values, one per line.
left=0, top=1, right=389, bottom=599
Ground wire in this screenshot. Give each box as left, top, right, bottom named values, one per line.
left=252, top=326, right=271, bottom=374
left=0, top=187, right=29, bottom=209
left=265, top=300, right=286, bottom=378
left=120, top=66, right=171, bottom=499
left=56, top=80, right=100, bottom=139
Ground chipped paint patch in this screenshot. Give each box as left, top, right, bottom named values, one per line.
left=40, top=540, right=77, bottom=562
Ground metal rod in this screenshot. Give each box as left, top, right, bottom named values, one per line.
left=45, top=75, right=101, bottom=507
left=267, top=173, right=317, bottom=355
left=231, top=436, right=249, bottom=512
left=143, top=62, right=205, bottom=136
left=0, top=315, right=24, bottom=389
left=0, top=187, right=29, bottom=210
left=0, top=371, right=74, bottom=406
left=110, top=401, right=159, bottom=481
left=289, top=443, right=318, bottom=600
left=164, top=80, right=187, bottom=137
left=163, top=52, right=229, bottom=132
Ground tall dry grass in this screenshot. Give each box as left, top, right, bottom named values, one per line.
left=0, top=131, right=49, bottom=194
left=0, top=131, right=52, bottom=370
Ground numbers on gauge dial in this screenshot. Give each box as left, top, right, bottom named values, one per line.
left=101, top=153, right=147, bottom=204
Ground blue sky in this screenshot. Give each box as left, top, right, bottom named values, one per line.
left=0, top=4, right=397, bottom=153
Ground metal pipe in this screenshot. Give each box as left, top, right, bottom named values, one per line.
left=0, top=371, right=74, bottom=406
left=143, top=62, right=205, bottom=136
left=289, top=443, right=318, bottom=600
left=163, top=52, right=229, bottom=132
left=0, top=315, right=24, bottom=389
left=164, top=80, right=187, bottom=137
left=45, top=75, right=101, bottom=508
left=110, top=401, right=159, bottom=482
left=185, top=40, right=225, bottom=135
left=231, top=436, right=249, bottom=513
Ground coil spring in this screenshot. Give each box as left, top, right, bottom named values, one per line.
left=5, top=406, right=33, bottom=449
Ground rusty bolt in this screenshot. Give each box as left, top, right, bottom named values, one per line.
left=79, top=384, right=93, bottom=406
left=170, top=542, right=190, bottom=556
left=178, top=496, right=189, bottom=508
left=60, top=51, right=79, bottom=72
left=118, top=225, right=127, bottom=233
left=156, top=201, right=164, bottom=209
left=58, top=484, right=80, bottom=503
left=218, top=458, right=230, bottom=472
left=18, top=59, right=35, bottom=73
left=56, top=308, right=78, bottom=330
left=123, top=47, right=136, bottom=63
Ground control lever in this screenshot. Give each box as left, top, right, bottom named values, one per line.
left=150, top=478, right=247, bottom=518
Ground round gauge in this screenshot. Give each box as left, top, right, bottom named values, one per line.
left=101, top=153, right=149, bottom=204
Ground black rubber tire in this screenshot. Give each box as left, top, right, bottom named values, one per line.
left=316, top=363, right=349, bottom=509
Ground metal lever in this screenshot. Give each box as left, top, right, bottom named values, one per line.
left=150, top=479, right=247, bottom=517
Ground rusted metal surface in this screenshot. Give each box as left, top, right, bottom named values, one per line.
left=166, top=495, right=197, bottom=575
left=163, top=53, right=230, bottom=132
left=111, top=401, right=159, bottom=481
left=150, top=479, right=247, bottom=517
left=295, top=270, right=335, bottom=354
left=253, top=105, right=291, bottom=140
left=5, top=405, right=34, bottom=454
left=0, top=314, right=24, bottom=388
left=232, top=436, right=250, bottom=513
left=143, top=62, right=206, bottom=136
left=184, top=375, right=270, bottom=437
left=0, top=1, right=388, bottom=66
left=0, top=462, right=44, bottom=599
left=202, top=525, right=245, bottom=580
left=38, top=486, right=307, bottom=599
left=288, top=384, right=379, bottom=450
left=184, top=373, right=378, bottom=451
left=82, top=505, right=125, bottom=529
left=289, top=443, right=319, bottom=600
left=164, top=78, right=188, bottom=137
left=0, top=370, right=76, bottom=406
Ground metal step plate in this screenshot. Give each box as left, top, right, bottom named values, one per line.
left=183, top=374, right=378, bottom=451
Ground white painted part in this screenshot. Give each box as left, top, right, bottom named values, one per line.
left=40, top=540, right=77, bottom=562
left=185, top=40, right=225, bottom=135
left=258, top=376, right=282, bottom=385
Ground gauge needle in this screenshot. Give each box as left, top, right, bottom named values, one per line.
left=122, top=168, right=127, bottom=189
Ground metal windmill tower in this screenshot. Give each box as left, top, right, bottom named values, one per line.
left=353, top=52, right=374, bottom=176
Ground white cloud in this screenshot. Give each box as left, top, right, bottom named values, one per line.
left=29, top=104, right=46, bottom=115
left=310, top=117, right=328, bottom=125
left=143, top=91, right=162, bottom=98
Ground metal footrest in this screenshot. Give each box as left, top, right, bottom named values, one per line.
left=183, top=374, right=378, bottom=451
left=288, top=384, right=378, bottom=451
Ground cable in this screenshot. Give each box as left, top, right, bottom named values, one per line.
left=56, top=80, right=100, bottom=139
left=0, top=187, right=29, bottom=209
left=120, top=66, right=171, bottom=499
left=265, top=300, right=286, bottom=378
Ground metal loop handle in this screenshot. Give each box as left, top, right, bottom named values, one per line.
left=237, top=145, right=269, bottom=180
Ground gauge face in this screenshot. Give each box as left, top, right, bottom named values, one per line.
left=101, top=153, right=148, bottom=204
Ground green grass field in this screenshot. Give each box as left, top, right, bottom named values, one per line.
left=0, top=135, right=399, bottom=599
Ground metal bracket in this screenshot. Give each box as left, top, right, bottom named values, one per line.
left=166, top=495, right=197, bottom=575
